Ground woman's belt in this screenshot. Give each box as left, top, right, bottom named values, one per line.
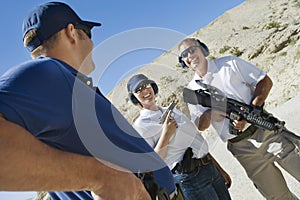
left=172, top=151, right=212, bottom=174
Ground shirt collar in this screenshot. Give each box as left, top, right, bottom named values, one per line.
left=46, top=56, right=94, bottom=88
left=193, top=59, right=217, bottom=84
left=140, top=108, right=161, bottom=121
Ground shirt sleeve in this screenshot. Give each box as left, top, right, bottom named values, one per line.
left=133, top=119, right=157, bottom=148
left=233, top=56, right=266, bottom=89
left=0, top=60, right=73, bottom=136
left=0, top=60, right=177, bottom=194
left=188, top=103, right=209, bottom=123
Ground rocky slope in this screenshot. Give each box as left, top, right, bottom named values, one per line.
left=107, top=0, right=300, bottom=199
left=108, top=0, right=300, bottom=123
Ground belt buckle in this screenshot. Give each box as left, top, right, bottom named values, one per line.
left=199, top=154, right=211, bottom=166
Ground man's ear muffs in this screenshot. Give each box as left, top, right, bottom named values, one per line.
left=178, top=38, right=210, bottom=70
left=197, top=39, right=209, bottom=57
left=178, top=56, right=188, bottom=70
left=128, top=83, right=159, bottom=105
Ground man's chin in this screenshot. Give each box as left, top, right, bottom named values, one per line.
left=80, top=61, right=96, bottom=75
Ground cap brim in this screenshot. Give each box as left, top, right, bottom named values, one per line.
left=131, top=79, right=154, bottom=93
left=82, top=20, right=101, bottom=28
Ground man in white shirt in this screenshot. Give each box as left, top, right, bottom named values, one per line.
left=178, top=37, right=300, bottom=200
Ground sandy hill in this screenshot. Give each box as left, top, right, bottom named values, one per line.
left=108, top=0, right=300, bottom=123
left=107, top=0, right=300, bottom=199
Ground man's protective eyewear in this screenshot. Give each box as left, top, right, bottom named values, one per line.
left=134, top=83, right=152, bottom=94
left=180, top=46, right=199, bottom=58
left=74, top=23, right=92, bottom=39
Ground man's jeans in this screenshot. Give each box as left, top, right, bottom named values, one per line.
left=173, top=162, right=231, bottom=200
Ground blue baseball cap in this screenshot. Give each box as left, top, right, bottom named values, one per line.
left=22, top=2, right=101, bottom=52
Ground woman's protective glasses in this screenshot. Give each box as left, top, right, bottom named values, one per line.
left=180, top=46, right=198, bottom=58
left=74, top=23, right=92, bottom=39
left=134, top=83, right=152, bottom=94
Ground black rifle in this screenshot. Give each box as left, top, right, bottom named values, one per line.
left=182, top=81, right=300, bottom=142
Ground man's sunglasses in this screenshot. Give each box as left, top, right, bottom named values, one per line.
left=180, top=46, right=199, bottom=58
left=134, top=83, right=152, bottom=94
left=74, top=23, right=92, bottom=39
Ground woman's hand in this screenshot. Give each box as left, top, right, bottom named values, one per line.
left=162, top=110, right=178, bottom=138
left=155, top=110, right=178, bottom=158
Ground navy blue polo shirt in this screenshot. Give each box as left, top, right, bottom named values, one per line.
left=0, top=57, right=175, bottom=199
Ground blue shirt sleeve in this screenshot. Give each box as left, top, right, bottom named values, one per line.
left=0, top=57, right=175, bottom=195
left=72, top=78, right=176, bottom=193
left=0, top=59, right=72, bottom=134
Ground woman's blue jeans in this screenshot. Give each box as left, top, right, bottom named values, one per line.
left=173, top=161, right=231, bottom=200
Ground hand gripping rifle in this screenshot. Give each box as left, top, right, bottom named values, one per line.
left=182, top=81, right=300, bottom=143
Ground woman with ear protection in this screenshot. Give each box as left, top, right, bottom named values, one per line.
left=127, top=74, right=232, bottom=200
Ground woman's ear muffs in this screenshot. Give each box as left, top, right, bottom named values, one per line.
left=150, top=82, right=158, bottom=95
left=178, top=39, right=210, bottom=70
left=129, top=93, right=140, bottom=105
left=128, top=82, right=159, bottom=106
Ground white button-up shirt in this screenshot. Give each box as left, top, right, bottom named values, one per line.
left=187, top=56, right=266, bottom=141
left=133, top=107, right=209, bottom=170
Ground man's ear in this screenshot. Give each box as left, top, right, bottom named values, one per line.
left=64, top=23, right=77, bottom=43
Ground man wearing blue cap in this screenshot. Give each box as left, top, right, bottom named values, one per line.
left=0, top=2, right=177, bottom=200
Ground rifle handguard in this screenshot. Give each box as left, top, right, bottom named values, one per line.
left=182, top=83, right=288, bottom=133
